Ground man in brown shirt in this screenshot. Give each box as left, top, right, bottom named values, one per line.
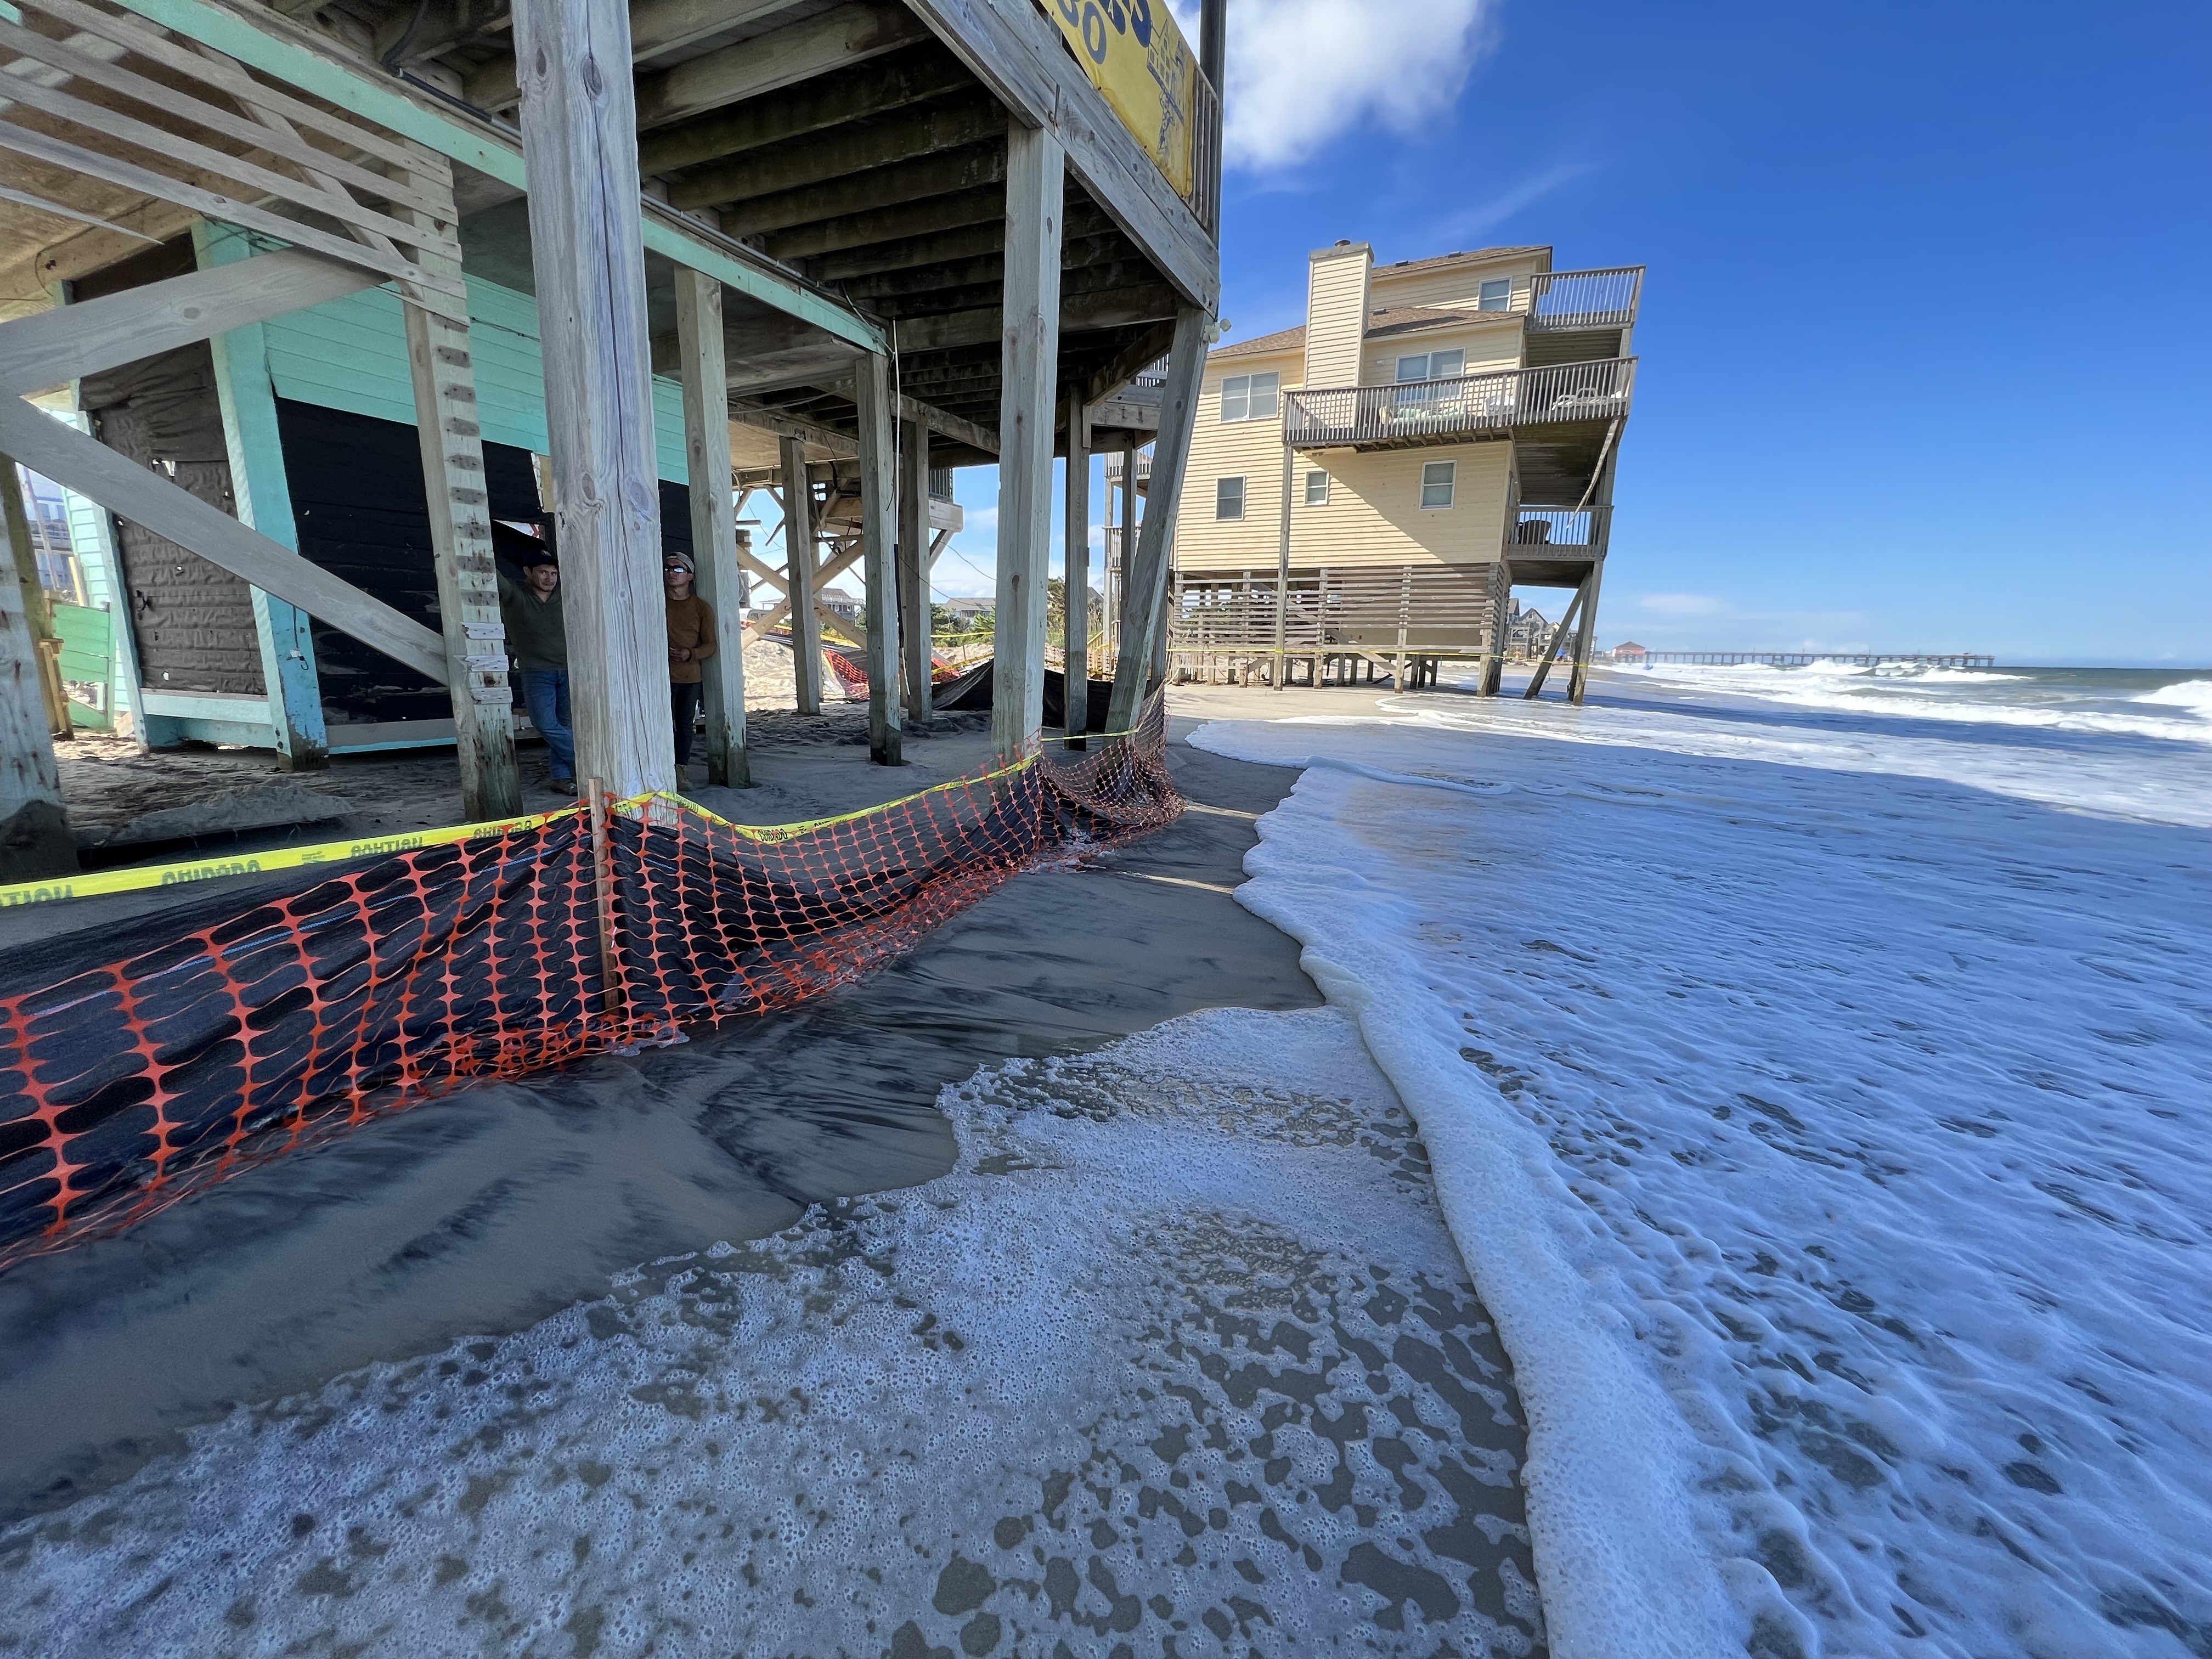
left=663, top=549, right=718, bottom=772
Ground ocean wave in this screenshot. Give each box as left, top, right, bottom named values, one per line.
left=1192, top=714, right=2212, bottom=1658
left=2134, top=678, right=2212, bottom=715
left=1619, top=663, right=2212, bottom=744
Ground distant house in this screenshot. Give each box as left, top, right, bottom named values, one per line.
left=1612, top=641, right=1647, bottom=662
left=938, top=596, right=993, bottom=628
left=1504, top=598, right=1550, bottom=659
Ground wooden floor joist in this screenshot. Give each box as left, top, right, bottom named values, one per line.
left=0, top=0, right=1228, bottom=794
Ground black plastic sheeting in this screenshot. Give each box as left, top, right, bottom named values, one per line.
left=277, top=400, right=698, bottom=725
left=932, top=660, right=1117, bottom=732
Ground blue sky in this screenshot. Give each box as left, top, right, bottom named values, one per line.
left=926, top=0, right=2210, bottom=665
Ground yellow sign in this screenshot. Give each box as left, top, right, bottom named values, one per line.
left=1042, top=0, right=1199, bottom=200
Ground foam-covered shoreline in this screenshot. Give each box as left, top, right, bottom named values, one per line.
left=1192, top=678, right=2212, bottom=1657
left=0, top=1009, right=1547, bottom=1655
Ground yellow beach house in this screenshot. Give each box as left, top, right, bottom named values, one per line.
left=1166, top=240, right=1640, bottom=701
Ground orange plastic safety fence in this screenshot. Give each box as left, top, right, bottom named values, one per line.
left=0, top=698, right=1179, bottom=1272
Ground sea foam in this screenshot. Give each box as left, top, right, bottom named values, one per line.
left=0, top=1009, right=1549, bottom=1657
left=1192, top=688, right=2212, bottom=1658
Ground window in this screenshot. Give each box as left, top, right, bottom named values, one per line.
left=1479, top=278, right=1512, bottom=311
left=1420, top=461, right=1457, bottom=509
left=1215, top=476, right=1246, bottom=519
left=1218, top=371, right=1279, bottom=421
left=1394, top=349, right=1465, bottom=384
left=1304, top=470, right=1330, bottom=505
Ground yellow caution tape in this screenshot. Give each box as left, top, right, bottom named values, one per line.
left=1, top=719, right=1151, bottom=912
left=0, top=804, right=574, bottom=910
left=639, top=752, right=1037, bottom=844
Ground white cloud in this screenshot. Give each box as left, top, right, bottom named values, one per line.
left=1183, top=0, right=1494, bottom=173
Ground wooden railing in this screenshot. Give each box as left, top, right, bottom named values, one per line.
left=1511, top=505, right=1610, bottom=550
left=1527, top=267, right=1643, bottom=330
left=1284, top=358, right=1637, bottom=449
left=1189, top=72, right=1222, bottom=238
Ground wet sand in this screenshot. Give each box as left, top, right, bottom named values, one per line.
left=0, top=718, right=1320, bottom=1521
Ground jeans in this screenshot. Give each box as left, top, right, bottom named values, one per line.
left=670, top=680, right=703, bottom=768
left=517, top=668, right=574, bottom=781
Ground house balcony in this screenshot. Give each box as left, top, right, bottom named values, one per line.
left=1283, top=357, right=1637, bottom=452
left=1512, top=505, right=1610, bottom=552
left=1507, top=505, right=1611, bottom=585
left=1526, top=267, right=1643, bottom=331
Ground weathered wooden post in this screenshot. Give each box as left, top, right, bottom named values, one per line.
left=1063, top=388, right=1091, bottom=743
left=897, top=415, right=930, bottom=730
left=1567, top=559, right=1606, bottom=706
left=1107, top=309, right=1206, bottom=734
left=854, top=353, right=901, bottom=765
left=514, top=0, right=672, bottom=798
left=3, top=458, right=70, bottom=742
left=990, top=122, right=1065, bottom=765
left=1, top=460, right=74, bottom=880
left=674, top=266, right=751, bottom=786
left=778, top=435, right=822, bottom=715
left=397, top=149, right=523, bottom=819
left=1481, top=572, right=1511, bottom=696
left=1523, top=582, right=1587, bottom=701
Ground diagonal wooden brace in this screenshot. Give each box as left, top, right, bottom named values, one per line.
left=0, top=248, right=380, bottom=397
left=0, top=395, right=447, bottom=683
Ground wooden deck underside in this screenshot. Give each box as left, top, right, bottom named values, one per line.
left=0, top=0, right=1216, bottom=467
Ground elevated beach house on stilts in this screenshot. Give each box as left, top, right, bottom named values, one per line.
left=1165, top=239, right=1640, bottom=702
left=0, top=0, right=1224, bottom=881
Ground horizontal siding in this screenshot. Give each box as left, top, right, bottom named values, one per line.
left=1371, top=255, right=1544, bottom=313
left=1363, top=317, right=1523, bottom=382
left=260, top=277, right=690, bottom=483
left=1175, top=354, right=1302, bottom=571
left=1282, top=442, right=1513, bottom=569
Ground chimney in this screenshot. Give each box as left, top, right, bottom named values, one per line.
left=1304, top=241, right=1373, bottom=390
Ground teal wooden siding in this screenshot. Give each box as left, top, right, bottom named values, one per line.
left=257, top=274, right=690, bottom=484
left=53, top=410, right=139, bottom=727
left=50, top=599, right=114, bottom=730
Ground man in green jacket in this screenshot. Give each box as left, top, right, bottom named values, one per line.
left=496, top=540, right=574, bottom=795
